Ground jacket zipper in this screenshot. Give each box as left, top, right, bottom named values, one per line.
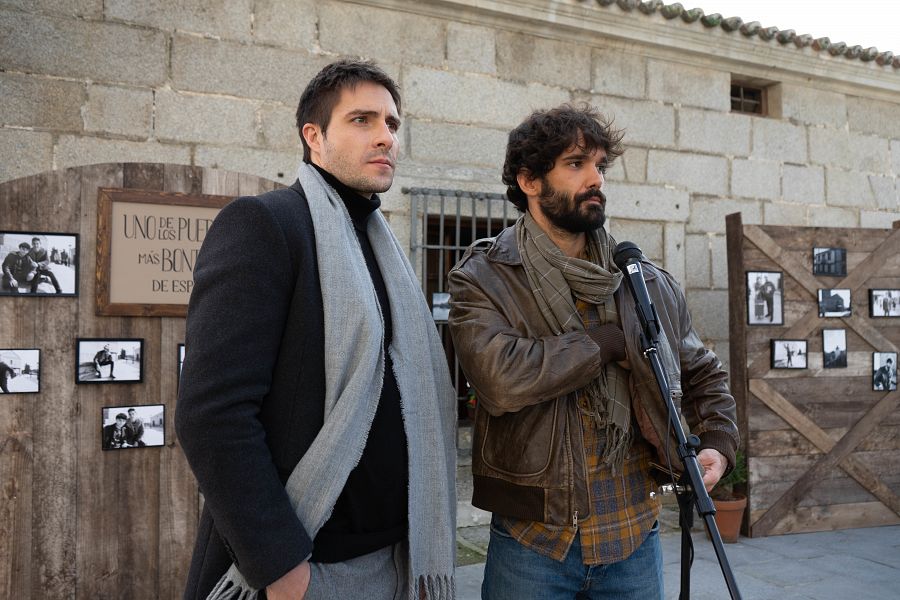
left=573, top=510, right=579, bottom=528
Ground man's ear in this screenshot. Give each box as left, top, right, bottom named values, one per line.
left=516, top=169, right=541, bottom=198
left=302, top=123, right=323, bottom=158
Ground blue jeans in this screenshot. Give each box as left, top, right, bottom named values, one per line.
left=482, top=517, right=664, bottom=600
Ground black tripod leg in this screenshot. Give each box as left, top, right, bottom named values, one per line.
left=677, top=488, right=695, bottom=600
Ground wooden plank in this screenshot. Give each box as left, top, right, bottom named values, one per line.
left=749, top=451, right=900, bottom=487
left=200, top=167, right=241, bottom=196
left=751, top=473, right=900, bottom=509
left=0, top=173, right=38, bottom=600
left=750, top=381, right=900, bottom=536
left=158, top=316, right=194, bottom=600
left=726, top=213, right=749, bottom=449
left=751, top=425, right=900, bottom=456
left=29, top=169, right=79, bottom=597
left=75, top=163, right=126, bottom=600
left=0, top=406, right=33, bottom=600
left=158, top=165, right=199, bottom=600
left=749, top=396, right=900, bottom=432
left=119, top=165, right=164, bottom=599
left=122, top=163, right=166, bottom=191
left=751, top=501, right=900, bottom=536
left=163, top=164, right=203, bottom=196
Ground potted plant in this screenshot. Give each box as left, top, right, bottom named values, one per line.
left=710, top=449, right=748, bottom=543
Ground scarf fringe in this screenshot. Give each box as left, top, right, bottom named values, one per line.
left=412, top=574, right=455, bottom=600
left=207, top=573, right=257, bottom=600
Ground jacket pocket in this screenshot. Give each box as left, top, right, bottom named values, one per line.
left=478, top=398, right=559, bottom=477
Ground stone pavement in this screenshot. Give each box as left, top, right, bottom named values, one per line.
left=455, top=523, right=900, bottom=599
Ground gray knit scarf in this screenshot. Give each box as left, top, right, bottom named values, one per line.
left=206, top=163, right=457, bottom=600
left=515, top=211, right=632, bottom=469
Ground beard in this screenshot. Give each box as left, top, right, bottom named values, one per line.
left=537, top=179, right=606, bottom=233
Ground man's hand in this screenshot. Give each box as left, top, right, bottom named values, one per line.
left=586, top=323, right=627, bottom=364
left=698, top=448, right=727, bottom=491
left=266, top=560, right=311, bottom=600
left=8, top=277, right=17, bottom=288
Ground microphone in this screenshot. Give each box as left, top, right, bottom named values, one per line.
left=613, top=241, right=661, bottom=349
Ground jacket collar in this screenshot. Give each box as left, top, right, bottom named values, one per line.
left=485, top=226, right=522, bottom=265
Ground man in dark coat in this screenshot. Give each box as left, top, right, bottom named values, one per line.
left=176, top=60, right=455, bottom=600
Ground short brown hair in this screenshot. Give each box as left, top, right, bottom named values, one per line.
left=295, top=59, right=401, bottom=162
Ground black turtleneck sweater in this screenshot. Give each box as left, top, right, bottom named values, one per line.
left=309, top=163, right=409, bottom=563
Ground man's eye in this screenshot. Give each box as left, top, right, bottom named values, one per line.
left=569, top=161, right=582, bottom=168
left=597, top=164, right=608, bottom=174
left=352, top=116, right=367, bottom=124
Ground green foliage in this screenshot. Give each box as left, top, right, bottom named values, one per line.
left=712, top=449, right=747, bottom=500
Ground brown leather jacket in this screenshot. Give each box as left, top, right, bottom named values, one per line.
left=448, top=226, right=738, bottom=526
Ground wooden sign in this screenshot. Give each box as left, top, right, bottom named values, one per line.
left=96, top=188, right=232, bottom=317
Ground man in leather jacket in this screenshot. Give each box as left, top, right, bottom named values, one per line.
left=448, top=104, right=738, bottom=599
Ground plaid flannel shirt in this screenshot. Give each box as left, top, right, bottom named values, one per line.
left=499, top=299, right=660, bottom=565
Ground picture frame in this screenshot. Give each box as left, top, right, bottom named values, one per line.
left=0, top=349, right=41, bottom=394
left=869, top=289, right=900, bottom=318
left=747, top=271, right=783, bottom=325
left=771, top=339, right=808, bottom=369
left=817, top=288, right=851, bottom=318
left=76, top=338, right=144, bottom=384
left=101, top=404, right=165, bottom=450
left=812, top=247, right=847, bottom=277
left=872, top=352, right=897, bottom=392
left=0, top=230, right=79, bottom=296
left=822, top=329, right=847, bottom=369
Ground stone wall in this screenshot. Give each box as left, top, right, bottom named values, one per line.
left=2, top=0, right=899, bottom=359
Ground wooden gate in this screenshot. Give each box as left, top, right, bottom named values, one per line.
left=0, top=164, right=278, bottom=599
left=726, top=212, right=900, bottom=537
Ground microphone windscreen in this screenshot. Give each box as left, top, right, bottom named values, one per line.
left=613, top=241, right=642, bottom=269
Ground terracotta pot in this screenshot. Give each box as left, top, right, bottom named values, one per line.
left=712, top=495, right=747, bottom=543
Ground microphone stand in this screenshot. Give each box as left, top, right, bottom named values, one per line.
left=636, top=318, right=743, bottom=600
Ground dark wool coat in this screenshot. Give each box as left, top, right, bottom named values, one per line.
left=175, top=182, right=327, bottom=598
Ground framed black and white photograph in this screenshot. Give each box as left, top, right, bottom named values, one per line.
left=873, top=352, right=897, bottom=392
left=771, top=339, right=807, bottom=369
left=812, top=247, right=847, bottom=277
left=0, top=231, right=79, bottom=296
left=76, top=338, right=144, bottom=383
left=869, top=289, right=900, bottom=318
left=818, top=289, right=851, bottom=318
left=822, top=329, right=847, bottom=369
left=0, top=349, right=41, bottom=394
left=432, top=292, right=450, bottom=322
left=747, top=271, right=783, bottom=325
left=101, top=404, right=165, bottom=450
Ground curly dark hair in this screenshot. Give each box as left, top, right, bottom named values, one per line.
left=502, top=104, right=624, bottom=211
left=295, top=59, right=401, bottom=162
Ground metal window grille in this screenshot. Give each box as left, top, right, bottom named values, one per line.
left=730, top=83, right=765, bottom=115
left=406, top=187, right=516, bottom=420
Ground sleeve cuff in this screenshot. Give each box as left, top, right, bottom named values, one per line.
left=698, top=429, right=737, bottom=472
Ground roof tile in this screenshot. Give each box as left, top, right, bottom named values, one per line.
left=591, top=2, right=897, bottom=70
